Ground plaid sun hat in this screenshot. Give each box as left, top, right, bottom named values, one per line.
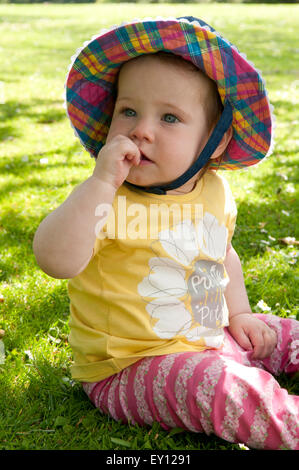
left=65, top=16, right=274, bottom=171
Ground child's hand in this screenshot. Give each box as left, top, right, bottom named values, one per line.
left=228, top=313, right=277, bottom=360
left=92, top=135, right=141, bottom=191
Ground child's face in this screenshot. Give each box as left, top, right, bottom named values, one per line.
left=106, top=55, right=212, bottom=193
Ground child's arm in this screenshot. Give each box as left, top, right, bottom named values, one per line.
left=33, top=177, right=116, bottom=279
left=33, top=135, right=141, bottom=279
left=224, top=243, right=277, bottom=359
left=223, top=243, right=252, bottom=316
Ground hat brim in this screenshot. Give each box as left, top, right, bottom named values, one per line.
left=65, top=17, right=273, bottom=170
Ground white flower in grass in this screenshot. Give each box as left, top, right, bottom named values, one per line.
left=138, top=215, right=229, bottom=344
left=256, top=300, right=271, bottom=312
left=238, top=443, right=250, bottom=450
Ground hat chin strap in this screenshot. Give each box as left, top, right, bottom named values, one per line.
left=124, top=102, right=233, bottom=195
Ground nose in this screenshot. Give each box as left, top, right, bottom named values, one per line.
left=129, top=117, right=154, bottom=144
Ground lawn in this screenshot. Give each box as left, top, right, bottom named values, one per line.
left=0, top=2, right=298, bottom=450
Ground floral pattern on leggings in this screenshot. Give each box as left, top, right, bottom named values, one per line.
left=133, top=357, right=155, bottom=426
left=247, top=378, right=274, bottom=449
left=174, top=353, right=207, bottom=432
left=195, top=358, right=224, bottom=435
left=152, top=354, right=180, bottom=428
left=221, top=376, right=249, bottom=442
left=82, top=314, right=299, bottom=450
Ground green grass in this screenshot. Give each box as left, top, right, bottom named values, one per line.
left=0, top=3, right=298, bottom=450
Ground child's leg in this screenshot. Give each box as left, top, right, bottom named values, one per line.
left=82, top=316, right=299, bottom=450
left=213, top=314, right=299, bottom=449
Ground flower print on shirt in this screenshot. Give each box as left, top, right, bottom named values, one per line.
left=138, top=214, right=230, bottom=347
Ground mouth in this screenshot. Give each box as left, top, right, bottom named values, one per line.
left=139, top=151, right=153, bottom=165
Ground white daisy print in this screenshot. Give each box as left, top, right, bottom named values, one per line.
left=138, top=213, right=229, bottom=345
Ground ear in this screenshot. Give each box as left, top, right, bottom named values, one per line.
left=209, top=126, right=233, bottom=160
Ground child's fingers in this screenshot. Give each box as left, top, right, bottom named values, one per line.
left=250, top=327, right=277, bottom=359
left=127, top=141, right=141, bottom=166
left=125, top=150, right=141, bottom=166
left=229, top=316, right=278, bottom=360
left=262, top=328, right=277, bottom=358
left=247, top=328, right=264, bottom=359
left=235, top=328, right=253, bottom=352
left=109, top=135, right=140, bottom=166
left=106, top=135, right=140, bottom=161
left=94, top=135, right=141, bottom=189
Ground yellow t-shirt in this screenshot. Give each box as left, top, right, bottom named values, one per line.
left=68, top=171, right=237, bottom=382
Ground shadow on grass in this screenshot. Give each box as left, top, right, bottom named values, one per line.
left=0, top=151, right=88, bottom=179
left=0, top=98, right=66, bottom=124
left=0, top=145, right=92, bottom=210
left=0, top=125, right=21, bottom=141
left=0, top=138, right=90, bottom=176
left=0, top=209, right=52, bottom=283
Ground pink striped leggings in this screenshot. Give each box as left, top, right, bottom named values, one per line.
left=82, top=314, right=299, bottom=450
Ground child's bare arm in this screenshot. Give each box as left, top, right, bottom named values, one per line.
left=223, top=243, right=252, bottom=317
left=33, top=135, right=141, bottom=279
left=33, top=177, right=116, bottom=279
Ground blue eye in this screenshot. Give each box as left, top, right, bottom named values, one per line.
left=123, top=108, right=136, bottom=117
left=163, top=114, right=179, bottom=123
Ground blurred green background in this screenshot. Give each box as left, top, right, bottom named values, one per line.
left=0, top=2, right=298, bottom=450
